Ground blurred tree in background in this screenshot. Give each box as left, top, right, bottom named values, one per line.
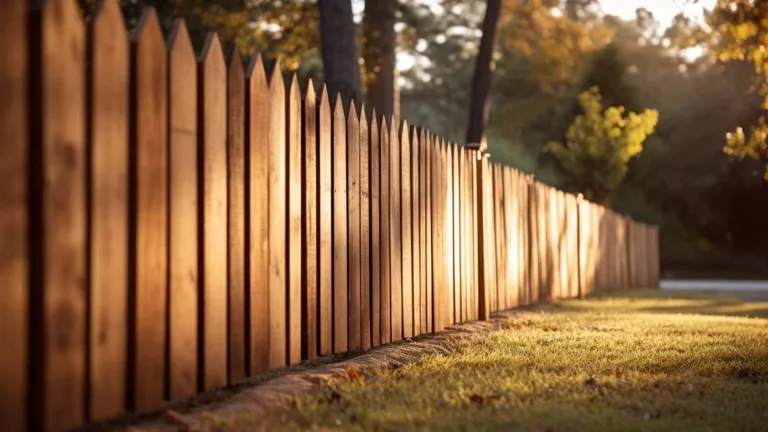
left=547, top=87, right=658, bottom=204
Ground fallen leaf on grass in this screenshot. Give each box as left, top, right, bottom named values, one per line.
left=347, top=367, right=361, bottom=381
left=469, top=394, right=485, bottom=404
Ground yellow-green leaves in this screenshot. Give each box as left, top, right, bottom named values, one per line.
left=547, top=87, right=658, bottom=203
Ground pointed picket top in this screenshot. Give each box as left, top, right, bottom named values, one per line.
left=348, top=100, right=358, bottom=124
left=131, top=7, right=163, bottom=43
left=286, top=72, right=299, bottom=104
left=370, top=108, right=378, bottom=134
left=399, top=119, right=409, bottom=145
left=380, top=112, right=389, bottom=144
left=93, top=0, right=127, bottom=39
left=318, top=83, right=330, bottom=118
left=246, top=53, right=267, bottom=87
left=304, top=78, right=316, bottom=103
left=268, top=59, right=284, bottom=91
left=167, top=19, right=192, bottom=55
left=226, top=45, right=244, bottom=79
left=200, top=32, right=225, bottom=68
left=334, top=94, right=345, bottom=121
left=359, top=103, right=368, bottom=129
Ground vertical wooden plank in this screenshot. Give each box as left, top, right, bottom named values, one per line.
left=390, top=119, right=403, bottom=341
left=431, top=139, right=442, bottom=330
left=167, top=18, right=198, bottom=401
left=226, top=48, right=246, bottom=383
left=199, top=34, right=227, bottom=390
left=87, top=0, right=128, bottom=420
left=347, top=104, right=361, bottom=351
left=463, top=151, right=471, bottom=319
left=302, top=81, right=318, bottom=360
left=360, top=108, right=372, bottom=350
left=444, top=142, right=453, bottom=327
left=503, top=168, right=515, bottom=308
left=380, top=119, right=392, bottom=344
left=267, top=62, right=286, bottom=368
left=317, top=86, right=332, bottom=356
left=418, top=129, right=428, bottom=332
left=471, top=152, right=479, bottom=319
left=286, top=74, right=302, bottom=364
left=410, top=127, right=421, bottom=336
left=400, top=121, right=413, bottom=339
left=425, top=132, right=433, bottom=332
left=370, top=112, right=381, bottom=347
left=452, top=145, right=461, bottom=321
left=246, top=55, right=269, bottom=374
left=34, top=0, right=88, bottom=424
left=129, top=8, right=166, bottom=413
left=493, top=164, right=503, bottom=311
left=0, top=0, right=27, bottom=428
left=333, top=96, right=348, bottom=353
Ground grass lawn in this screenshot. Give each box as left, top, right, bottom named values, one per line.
left=256, top=290, right=768, bottom=431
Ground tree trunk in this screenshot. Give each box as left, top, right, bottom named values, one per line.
left=318, top=0, right=363, bottom=108
left=363, top=0, right=398, bottom=119
left=466, top=0, right=502, bottom=147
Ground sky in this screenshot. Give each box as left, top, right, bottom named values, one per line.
left=599, top=0, right=716, bottom=29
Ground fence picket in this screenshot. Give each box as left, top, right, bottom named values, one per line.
left=167, top=18, right=198, bottom=401
left=401, top=121, right=413, bottom=339
left=0, top=0, right=27, bottom=428
left=129, top=7, right=167, bottom=413
left=380, top=119, right=392, bottom=344
left=390, top=120, right=403, bottom=341
left=360, top=108, right=372, bottom=350
left=246, top=55, right=270, bottom=374
left=287, top=74, right=302, bottom=364
left=318, top=86, right=332, bottom=356
left=199, top=33, right=228, bottom=390
left=333, top=96, right=348, bottom=353
left=348, top=103, right=361, bottom=351
left=88, top=0, right=128, bottom=420
left=227, top=48, right=247, bottom=383
left=370, top=113, right=381, bottom=347
left=267, top=62, right=286, bottom=368
left=302, top=80, right=318, bottom=360
left=410, top=126, right=421, bottom=336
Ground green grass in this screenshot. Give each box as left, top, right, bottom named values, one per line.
left=235, top=291, right=768, bottom=431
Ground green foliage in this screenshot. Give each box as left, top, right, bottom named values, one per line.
left=547, top=87, right=658, bottom=203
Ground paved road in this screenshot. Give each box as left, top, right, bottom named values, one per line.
left=660, top=279, right=768, bottom=302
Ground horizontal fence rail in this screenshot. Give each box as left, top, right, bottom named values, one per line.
left=0, top=0, right=660, bottom=430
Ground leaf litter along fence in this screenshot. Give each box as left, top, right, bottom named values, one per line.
left=0, top=0, right=660, bottom=430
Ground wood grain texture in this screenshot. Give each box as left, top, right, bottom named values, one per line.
left=88, top=0, right=128, bottom=420
left=347, top=104, right=361, bottom=351
left=389, top=119, right=402, bottom=341
left=286, top=74, right=302, bottom=364
left=460, top=150, right=468, bottom=320
left=267, top=62, right=286, bottom=369
left=370, top=113, right=381, bottom=347
left=0, top=0, right=27, bottom=429
left=167, top=18, right=198, bottom=401
left=332, top=96, right=348, bottom=353
left=246, top=55, right=269, bottom=374
left=359, top=108, right=371, bottom=350
left=302, top=81, right=318, bottom=360
left=400, top=121, right=413, bottom=339
left=35, top=0, right=88, bottom=425
left=445, top=145, right=454, bottom=323
left=410, top=127, right=421, bottom=336
left=418, top=129, right=428, bottom=333
left=317, top=86, right=332, bottom=356
left=470, top=152, right=479, bottom=319
left=452, top=145, right=460, bottom=321
left=441, top=141, right=451, bottom=328
left=227, top=49, right=246, bottom=382
left=199, top=34, right=228, bottom=390
left=425, top=133, right=433, bottom=332
left=379, top=120, right=391, bottom=344
left=130, top=8, right=167, bottom=413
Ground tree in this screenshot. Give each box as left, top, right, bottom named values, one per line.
left=318, top=0, right=363, bottom=107
left=363, top=0, right=398, bottom=118
left=547, top=87, right=658, bottom=204
left=466, top=0, right=502, bottom=146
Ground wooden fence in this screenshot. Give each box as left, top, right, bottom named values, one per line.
left=0, top=0, right=660, bottom=430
